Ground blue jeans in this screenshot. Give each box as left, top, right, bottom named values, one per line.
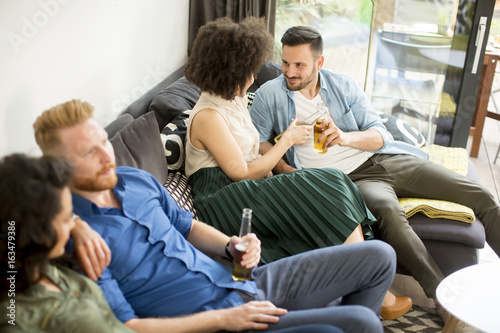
left=242, top=240, right=396, bottom=333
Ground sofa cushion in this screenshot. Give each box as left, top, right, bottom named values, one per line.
left=246, top=92, right=256, bottom=109
left=160, top=110, right=190, bottom=171
left=379, top=113, right=426, bottom=147
left=409, top=215, right=485, bottom=248
left=110, top=111, right=168, bottom=185
left=149, top=77, right=201, bottom=129
left=248, top=62, right=282, bottom=92
left=164, top=170, right=197, bottom=218
left=105, top=113, right=135, bottom=138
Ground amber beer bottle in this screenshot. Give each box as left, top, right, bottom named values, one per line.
left=232, top=208, right=253, bottom=281
left=314, top=117, right=328, bottom=154
left=314, top=102, right=329, bottom=154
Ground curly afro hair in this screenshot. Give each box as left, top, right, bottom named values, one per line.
left=185, top=16, right=274, bottom=100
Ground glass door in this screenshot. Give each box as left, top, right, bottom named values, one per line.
left=365, top=0, right=495, bottom=147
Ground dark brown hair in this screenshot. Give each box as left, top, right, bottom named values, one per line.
left=185, top=16, right=274, bottom=100
left=281, top=26, right=323, bottom=58
left=0, top=154, right=72, bottom=297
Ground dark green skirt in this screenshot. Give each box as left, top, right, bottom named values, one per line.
left=190, top=167, right=376, bottom=264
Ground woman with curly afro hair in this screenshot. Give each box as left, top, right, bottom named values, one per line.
left=185, top=16, right=374, bottom=264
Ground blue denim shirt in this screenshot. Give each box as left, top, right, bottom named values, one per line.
left=250, top=69, right=428, bottom=169
left=72, top=166, right=255, bottom=323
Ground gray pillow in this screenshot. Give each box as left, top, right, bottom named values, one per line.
left=110, top=111, right=168, bottom=185
left=149, top=77, right=201, bottom=129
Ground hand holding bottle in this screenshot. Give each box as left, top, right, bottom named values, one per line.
left=232, top=208, right=261, bottom=281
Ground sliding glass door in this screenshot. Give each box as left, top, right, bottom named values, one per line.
left=365, top=0, right=495, bottom=147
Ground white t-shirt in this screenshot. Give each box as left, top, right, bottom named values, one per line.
left=293, top=91, right=373, bottom=174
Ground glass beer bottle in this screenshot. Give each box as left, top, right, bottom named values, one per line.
left=314, top=117, right=328, bottom=154
left=314, top=102, right=328, bottom=154
left=232, top=208, right=253, bottom=281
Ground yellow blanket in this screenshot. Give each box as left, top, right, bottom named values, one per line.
left=398, top=145, right=475, bottom=223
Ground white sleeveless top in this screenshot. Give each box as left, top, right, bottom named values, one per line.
left=185, top=92, right=260, bottom=178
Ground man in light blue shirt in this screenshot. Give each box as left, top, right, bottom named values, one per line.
left=33, top=99, right=398, bottom=333
left=251, top=26, right=500, bottom=301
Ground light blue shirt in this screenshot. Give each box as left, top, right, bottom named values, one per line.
left=250, top=69, right=428, bottom=170
left=72, top=166, right=255, bottom=323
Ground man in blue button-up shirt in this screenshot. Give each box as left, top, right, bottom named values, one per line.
left=33, top=100, right=397, bottom=333
left=251, top=26, right=500, bottom=303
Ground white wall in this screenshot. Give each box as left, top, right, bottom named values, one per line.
left=0, top=0, right=189, bottom=157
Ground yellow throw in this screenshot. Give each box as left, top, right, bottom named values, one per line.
left=398, top=145, right=475, bottom=223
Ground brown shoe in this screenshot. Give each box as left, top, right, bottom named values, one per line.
left=380, top=296, right=413, bottom=320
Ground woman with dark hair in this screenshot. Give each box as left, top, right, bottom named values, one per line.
left=0, top=154, right=133, bottom=332
left=184, top=17, right=410, bottom=319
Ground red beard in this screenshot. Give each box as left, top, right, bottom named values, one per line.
left=73, top=163, right=118, bottom=191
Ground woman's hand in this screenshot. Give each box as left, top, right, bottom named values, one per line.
left=71, top=218, right=111, bottom=280
left=281, top=119, right=312, bottom=146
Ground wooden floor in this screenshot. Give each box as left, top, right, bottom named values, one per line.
left=467, top=98, right=500, bottom=204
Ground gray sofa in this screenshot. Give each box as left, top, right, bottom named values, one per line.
left=104, top=63, right=486, bottom=278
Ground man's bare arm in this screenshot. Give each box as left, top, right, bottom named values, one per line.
left=125, top=301, right=287, bottom=333
left=259, top=142, right=298, bottom=175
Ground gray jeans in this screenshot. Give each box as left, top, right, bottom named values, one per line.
left=238, top=240, right=396, bottom=333
left=348, top=154, right=500, bottom=297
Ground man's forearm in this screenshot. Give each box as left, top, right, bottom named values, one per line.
left=341, top=129, right=384, bottom=151
left=125, top=310, right=224, bottom=333
left=187, top=220, right=230, bottom=258
left=126, top=301, right=286, bottom=333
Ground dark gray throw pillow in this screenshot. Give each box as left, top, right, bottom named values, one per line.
left=149, top=77, right=201, bottom=129
left=110, top=111, right=168, bottom=185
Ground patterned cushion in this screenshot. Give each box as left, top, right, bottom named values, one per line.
left=246, top=92, right=255, bottom=109
left=379, top=113, right=426, bottom=147
left=160, top=110, right=190, bottom=171
left=164, top=170, right=198, bottom=218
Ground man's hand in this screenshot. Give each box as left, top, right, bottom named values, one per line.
left=125, top=300, right=287, bottom=332
left=319, top=118, right=348, bottom=147
left=71, top=217, right=111, bottom=280
left=319, top=118, right=384, bottom=151
left=219, top=301, right=287, bottom=331
left=228, top=233, right=261, bottom=269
